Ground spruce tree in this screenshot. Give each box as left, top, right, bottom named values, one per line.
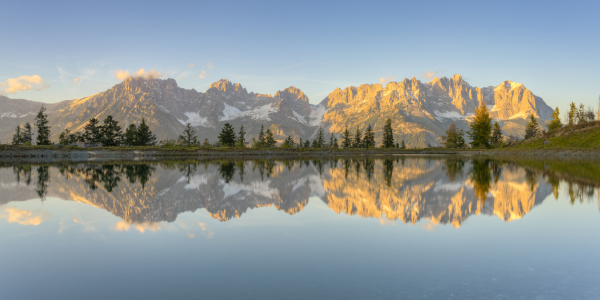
left=218, top=123, right=236, bottom=147
left=548, top=107, right=562, bottom=131
left=401, top=140, right=406, bottom=149
left=303, top=140, right=310, bottom=148
left=441, top=123, right=465, bottom=148
left=124, top=124, right=138, bottom=146
left=311, top=138, right=318, bottom=148
left=353, top=127, right=362, bottom=148
left=83, top=118, right=102, bottom=143
left=35, top=106, right=51, bottom=145
left=491, top=122, right=503, bottom=146
left=316, top=128, right=325, bottom=148
left=525, top=114, right=539, bottom=139
left=342, top=126, right=351, bottom=148
left=136, top=118, right=156, bottom=146
left=58, top=129, right=75, bottom=146
left=467, top=103, right=492, bottom=148
left=178, top=123, right=198, bottom=146
left=282, top=135, right=295, bottom=148
left=257, top=125, right=266, bottom=147
left=298, top=138, right=303, bottom=148
left=363, top=124, right=375, bottom=148
left=12, top=126, right=22, bottom=145
left=382, top=118, right=394, bottom=148
left=100, top=116, right=123, bottom=146
left=21, top=122, right=32, bottom=145
left=202, top=138, right=211, bottom=147
left=265, top=128, right=277, bottom=147
left=236, top=125, right=246, bottom=148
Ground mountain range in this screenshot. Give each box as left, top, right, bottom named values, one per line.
left=0, top=74, right=553, bottom=147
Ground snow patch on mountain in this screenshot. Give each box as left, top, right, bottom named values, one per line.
left=308, top=104, right=326, bottom=126
left=220, top=103, right=243, bottom=121
left=433, top=110, right=464, bottom=121
left=178, top=112, right=210, bottom=127
left=292, top=110, right=307, bottom=124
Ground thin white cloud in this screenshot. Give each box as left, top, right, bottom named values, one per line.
left=206, top=62, right=214, bottom=70
left=114, top=68, right=164, bottom=80
left=73, top=78, right=80, bottom=83
left=420, top=71, right=439, bottom=80
left=115, top=69, right=131, bottom=80
left=0, top=75, right=49, bottom=94
left=275, top=63, right=306, bottom=71
left=198, top=71, right=207, bottom=79
left=187, top=63, right=195, bottom=68
left=379, top=75, right=396, bottom=84
left=0, top=207, right=49, bottom=226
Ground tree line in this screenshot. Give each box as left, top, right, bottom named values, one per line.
left=441, top=101, right=597, bottom=149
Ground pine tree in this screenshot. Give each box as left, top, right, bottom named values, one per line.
left=124, top=124, right=138, bottom=146
left=21, top=122, right=32, bottom=145
left=525, top=114, right=539, bottom=139
left=12, top=126, right=22, bottom=145
left=136, top=118, right=156, bottom=146
left=491, top=122, right=503, bottom=146
left=218, top=123, right=236, bottom=147
left=59, top=129, right=74, bottom=145
left=467, top=103, right=492, bottom=148
left=311, top=138, right=318, bottom=148
left=303, top=140, right=310, bottom=148
left=332, top=137, right=339, bottom=148
left=548, top=107, right=562, bottom=131
left=401, top=140, right=406, bottom=149
left=353, top=127, right=362, bottom=148
left=441, top=123, right=466, bottom=148
left=178, top=123, right=198, bottom=146
left=257, top=125, right=266, bottom=148
left=568, top=102, right=577, bottom=126
left=363, top=124, right=375, bottom=148
left=202, top=138, right=211, bottom=147
left=298, top=138, right=303, bottom=148
left=329, top=133, right=335, bottom=147
left=382, top=118, right=394, bottom=148
left=236, top=125, right=246, bottom=148
left=341, top=126, right=351, bottom=148
left=83, top=118, right=102, bottom=143
left=100, top=116, right=123, bottom=146
left=316, top=128, right=325, bottom=148
left=282, top=135, right=295, bottom=148
left=35, top=106, right=51, bottom=145
left=264, top=129, right=276, bottom=147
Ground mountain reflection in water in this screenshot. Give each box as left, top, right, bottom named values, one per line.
left=1, top=156, right=598, bottom=227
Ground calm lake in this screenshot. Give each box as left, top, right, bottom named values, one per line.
left=1, top=156, right=599, bottom=300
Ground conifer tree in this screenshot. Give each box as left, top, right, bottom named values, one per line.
left=467, top=103, right=492, bottom=148
left=202, top=138, right=211, bottom=147
left=100, top=115, right=123, bottom=146
left=577, top=104, right=586, bottom=124
left=401, top=140, right=406, bottom=149
left=35, top=106, right=51, bottom=145
left=311, top=138, right=318, bottom=148
left=568, top=102, right=577, bottom=126
left=441, top=123, right=465, bottom=148
left=257, top=125, right=266, bottom=147
left=341, top=126, right=351, bottom=148
left=178, top=123, right=198, bottom=146
left=548, top=107, right=562, bottom=131
left=58, top=129, right=78, bottom=145
left=382, top=118, right=394, bottom=148
left=236, top=125, right=246, bottom=148
left=264, top=128, right=277, bottom=147
left=282, top=135, right=295, bottom=148
left=124, top=124, right=138, bottom=146
left=12, top=126, right=22, bottom=145
left=83, top=118, right=102, bottom=143
left=525, top=114, right=539, bottom=139
left=21, top=123, right=32, bottom=145
left=136, top=118, right=156, bottom=146
left=218, top=123, right=236, bottom=147
left=316, top=127, right=325, bottom=148
left=353, top=127, right=362, bottom=148
left=491, top=122, right=503, bottom=146
left=303, top=140, right=310, bottom=148
left=298, top=138, right=303, bottom=148
left=362, top=124, right=375, bottom=148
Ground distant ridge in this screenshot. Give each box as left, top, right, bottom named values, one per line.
left=0, top=74, right=553, bottom=147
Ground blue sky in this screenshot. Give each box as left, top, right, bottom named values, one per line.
left=1, top=0, right=599, bottom=110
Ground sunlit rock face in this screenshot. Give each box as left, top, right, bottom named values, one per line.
left=1, top=75, right=553, bottom=147
left=0, top=158, right=554, bottom=227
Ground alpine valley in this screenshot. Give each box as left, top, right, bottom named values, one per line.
left=0, top=74, right=553, bottom=147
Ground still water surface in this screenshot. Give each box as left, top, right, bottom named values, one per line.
left=1, top=156, right=599, bottom=299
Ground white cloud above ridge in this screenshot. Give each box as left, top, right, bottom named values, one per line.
left=379, top=75, right=396, bottom=84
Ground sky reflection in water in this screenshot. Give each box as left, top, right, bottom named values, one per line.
left=0, top=156, right=599, bottom=300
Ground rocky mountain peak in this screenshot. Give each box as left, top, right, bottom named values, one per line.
left=209, top=79, right=246, bottom=94
left=275, top=86, right=309, bottom=102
